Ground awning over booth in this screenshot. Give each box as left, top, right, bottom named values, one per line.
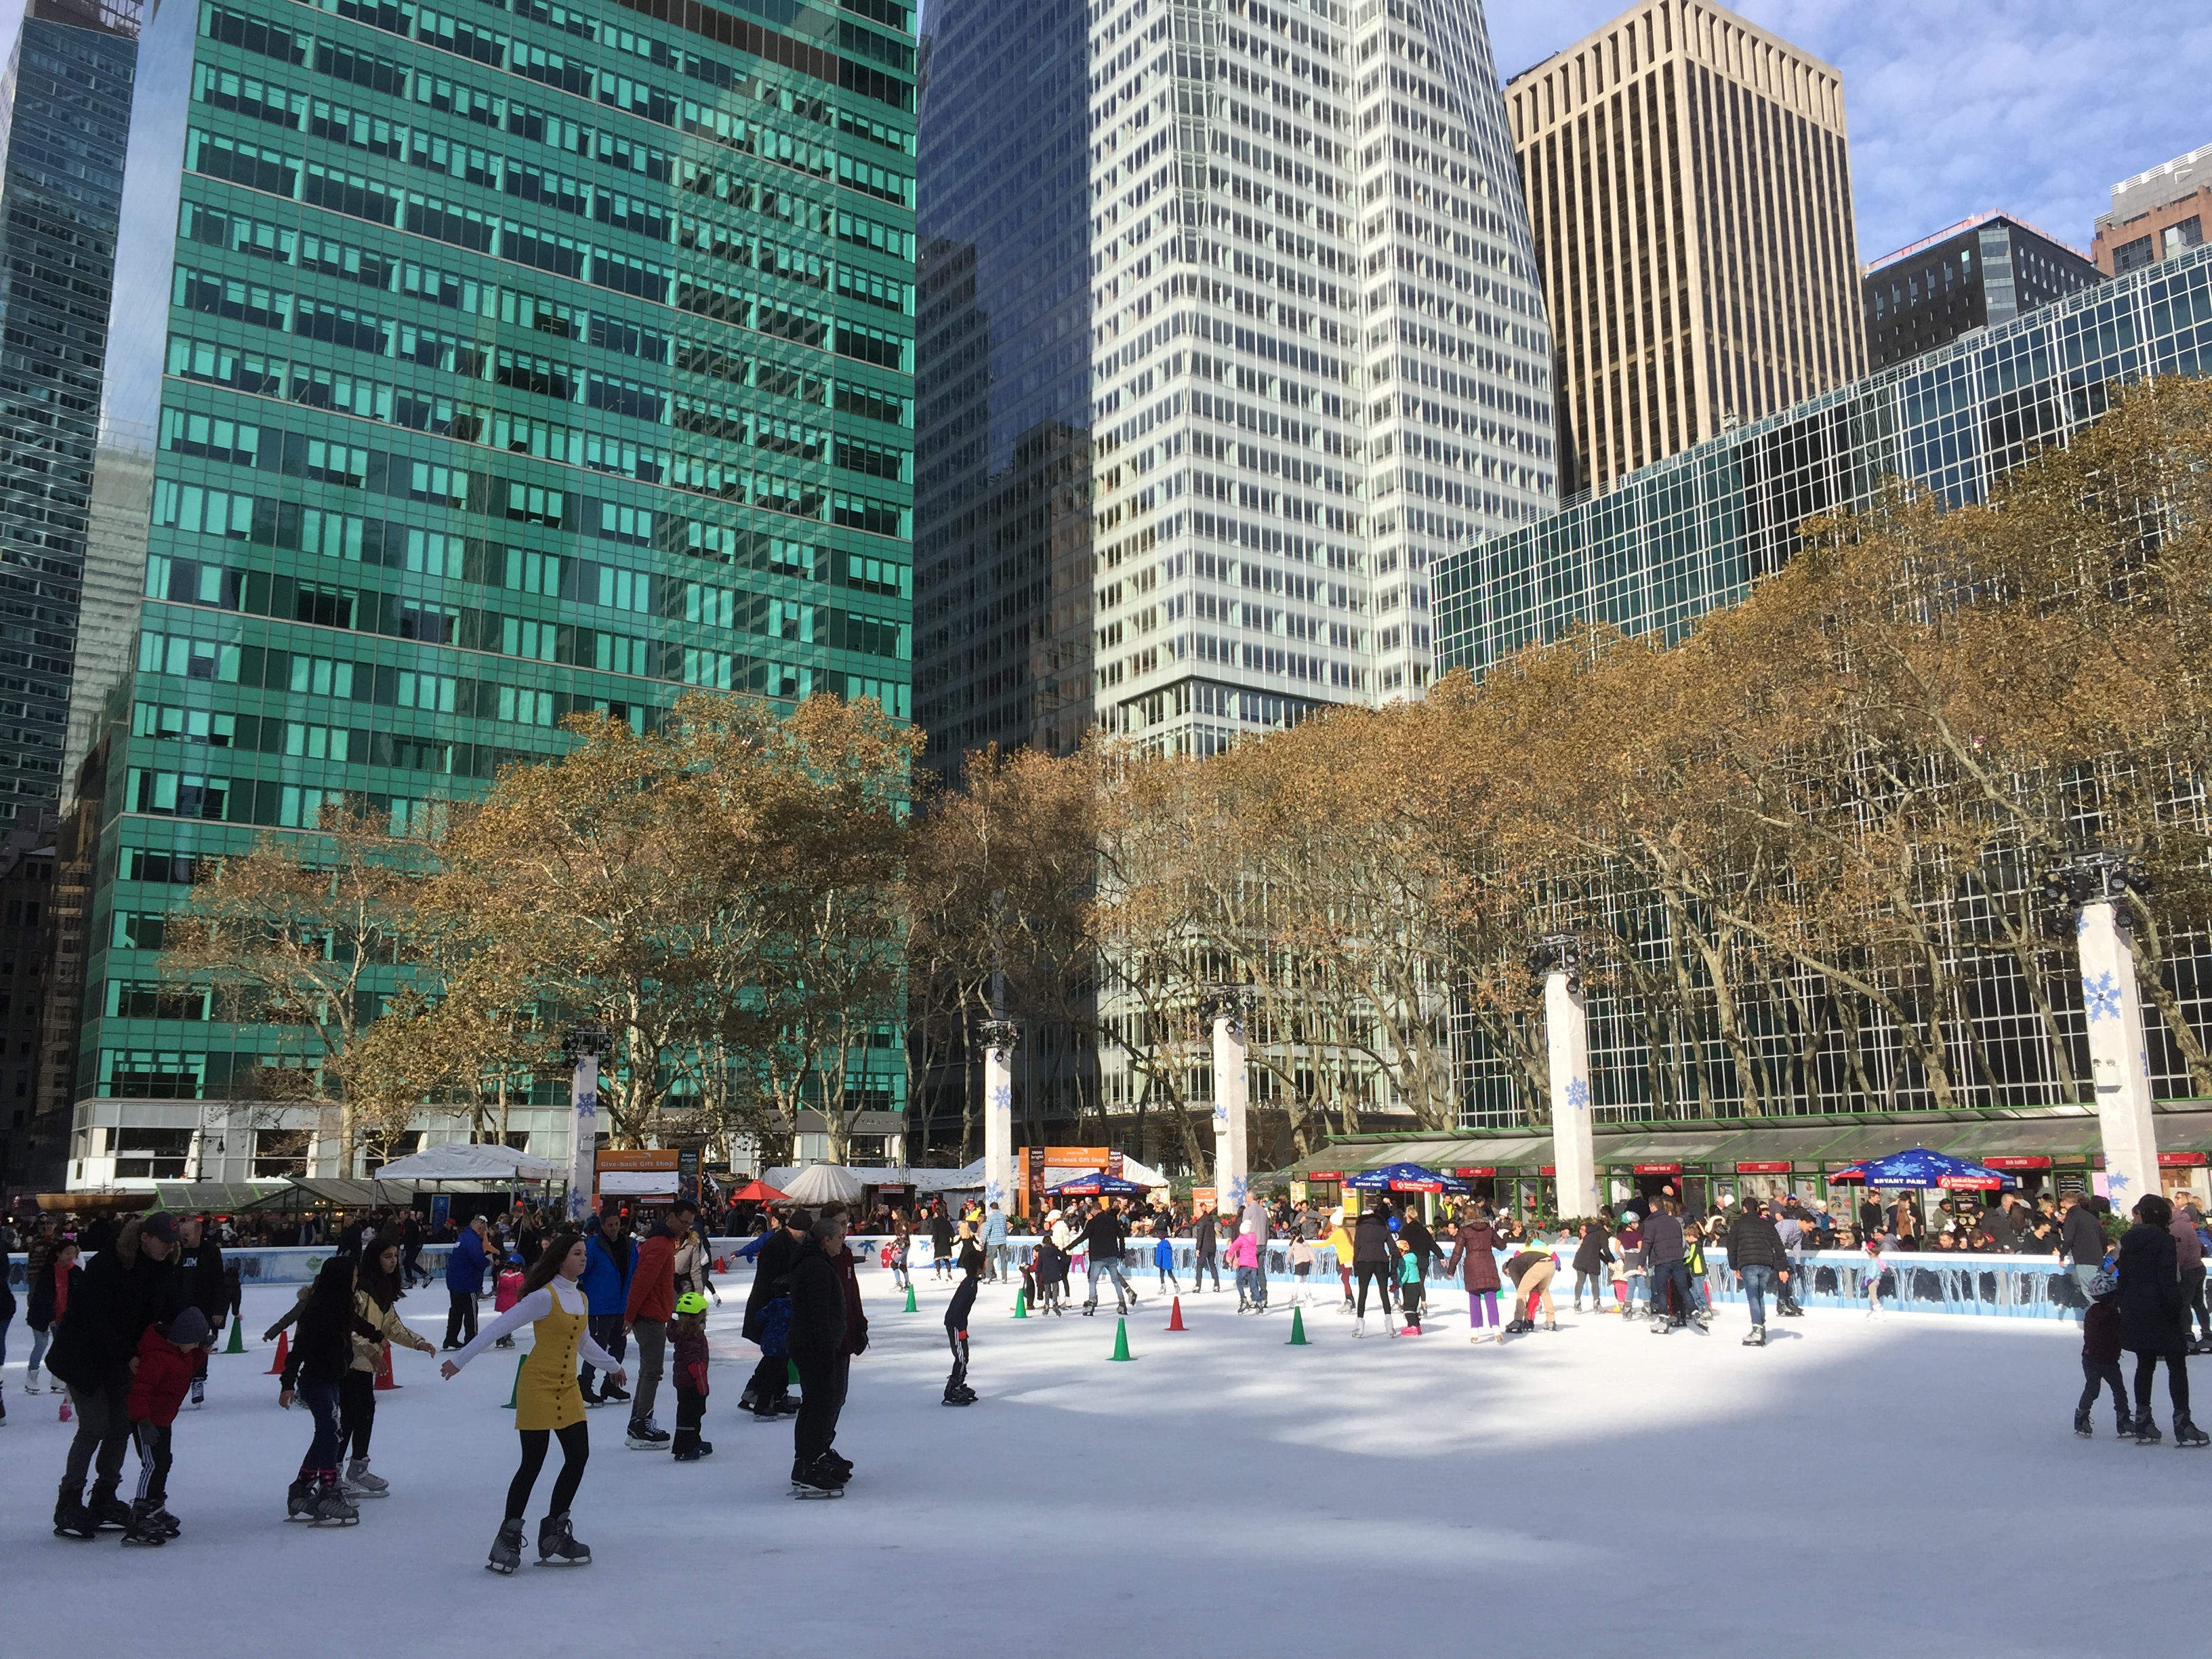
left=240, top=1179, right=419, bottom=1211
left=372, top=1143, right=562, bottom=1183
left=149, top=1181, right=291, bottom=1212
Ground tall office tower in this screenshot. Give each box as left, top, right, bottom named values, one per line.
left=1862, top=213, right=2100, bottom=373
left=1502, top=0, right=1864, bottom=499
left=2093, top=142, right=2210, bottom=278
left=60, top=0, right=917, bottom=1187
left=0, top=0, right=144, bottom=828
left=916, top=0, right=1552, bottom=763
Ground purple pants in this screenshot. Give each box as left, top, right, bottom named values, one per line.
left=1467, top=1290, right=1499, bottom=1327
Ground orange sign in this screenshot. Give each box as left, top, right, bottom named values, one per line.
left=596, top=1150, right=678, bottom=1171
left=1193, top=1187, right=1216, bottom=1216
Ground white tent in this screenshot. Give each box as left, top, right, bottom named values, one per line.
left=372, top=1143, right=562, bottom=1183
left=1118, top=1155, right=1170, bottom=1189
left=777, top=1163, right=866, bottom=1204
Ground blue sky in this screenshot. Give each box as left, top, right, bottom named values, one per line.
left=1486, top=0, right=2212, bottom=263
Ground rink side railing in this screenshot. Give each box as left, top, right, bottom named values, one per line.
left=7, top=1237, right=2097, bottom=1319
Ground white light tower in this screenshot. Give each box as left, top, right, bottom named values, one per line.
left=979, top=1016, right=1019, bottom=1218
left=563, top=1023, right=610, bottom=1223
left=1538, top=937, right=1599, bottom=1220
left=2051, top=855, right=2161, bottom=1206
left=1209, top=991, right=1252, bottom=1214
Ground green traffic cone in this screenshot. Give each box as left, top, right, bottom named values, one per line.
left=501, top=1353, right=526, bottom=1408
left=224, top=1315, right=246, bottom=1355
left=1013, top=1290, right=1027, bottom=1319
left=1286, top=1307, right=1309, bottom=1346
left=903, top=1283, right=918, bottom=1313
left=1109, top=1317, right=1133, bottom=1361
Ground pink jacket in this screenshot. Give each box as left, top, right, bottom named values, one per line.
left=1226, top=1231, right=1259, bottom=1270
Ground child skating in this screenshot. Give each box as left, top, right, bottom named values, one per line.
left=493, top=1255, right=525, bottom=1348
left=123, top=1306, right=211, bottom=1544
left=670, top=1291, right=712, bottom=1461
left=1153, top=1226, right=1181, bottom=1296
left=1394, top=1235, right=1426, bottom=1336
left=443, top=1227, right=628, bottom=1574
left=943, top=1228, right=982, bottom=1406
left=2076, top=1273, right=2128, bottom=1437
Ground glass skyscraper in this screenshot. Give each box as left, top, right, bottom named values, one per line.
left=1437, top=241, right=2212, bottom=679
left=915, top=0, right=1555, bottom=766
left=64, top=0, right=916, bottom=1186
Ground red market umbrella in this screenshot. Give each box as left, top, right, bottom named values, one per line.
left=731, top=1179, right=787, bottom=1203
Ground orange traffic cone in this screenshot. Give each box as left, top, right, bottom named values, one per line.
left=373, top=1341, right=400, bottom=1391
left=265, top=1330, right=289, bottom=1375
left=714, top=1256, right=729, bottom=1273
left=1166, top=1296, right=1187, bottom=1332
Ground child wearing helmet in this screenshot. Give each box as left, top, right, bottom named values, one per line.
left=670, top=1291, right=712, bottom=1462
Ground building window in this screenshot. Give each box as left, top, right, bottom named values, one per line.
left=112, top=1128, right=192, bottom=1179
left=2112, top=234, right=2156, bottom=274
left=253, top=1128, right=312, bottom=1179
left=2163, top=217, right=2203, bottom=259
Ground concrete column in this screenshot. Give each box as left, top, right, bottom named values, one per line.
left=1543, top=947, right=1600, bottom=1221
left=1212, top=1007, right=1250, bottom=1212
left=567, top=1052, right=600, bottom=1223
left=2078, top=892, right=2160, bottom=1206
left=980, top=1019, right=1018, bottom=1215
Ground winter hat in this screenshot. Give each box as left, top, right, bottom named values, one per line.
left=167, top=1307, right=211, bottom=1348
left=139, top=1212, right=178, bottom=1244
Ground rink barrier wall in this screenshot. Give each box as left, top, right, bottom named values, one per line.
left=7, top=1237, right=2095, bottom=1318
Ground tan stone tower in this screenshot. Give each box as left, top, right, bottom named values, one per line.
left=1502, top=1, right=1865, bottom=497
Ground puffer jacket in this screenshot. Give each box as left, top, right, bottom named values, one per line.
left=1725, top=1214, right=1790, bottom=1273
left=1444, top=1220, right=1502, bottom=1292
left=2116, top=1221, right=2188, bottom=1357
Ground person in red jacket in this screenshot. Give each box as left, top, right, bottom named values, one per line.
left=123, top=1306, right=212, bottom=1546
left=621, top=1202, right=691, bottom=1451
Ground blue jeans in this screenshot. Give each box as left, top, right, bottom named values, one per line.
left=1626, top=1272, right=1648, bottom=1309
left=298, top=1376, right=344, bottom=1477
left=1087, top=1256, right=1130, bottom=1301
left=1742, top=1265, right=1776, bottom=1327
left=1233, top=1266, right=1253, bottom=1302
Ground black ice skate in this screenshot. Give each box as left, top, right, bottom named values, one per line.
left=2174, top=1412, right=2210, bottom=1448
left=2074, top=1406, right=2093, bottom=1438
left=537, top=1511, right=591, bottom=1564
left=487, top=1519, right=525, bottom=1574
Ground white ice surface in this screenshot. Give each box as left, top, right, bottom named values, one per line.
left=1, top=1271, right=2199, bottom=1654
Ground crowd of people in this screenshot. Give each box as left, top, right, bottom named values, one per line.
left=3, top=1171, right=2203, bottom=1567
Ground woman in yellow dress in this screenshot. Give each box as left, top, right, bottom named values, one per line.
left=443, top=1227, right=627, bottom=1574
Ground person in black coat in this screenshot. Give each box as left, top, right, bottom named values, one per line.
left=1350, top=1203, right=1397, bottom=1331
left=173, top=1214, right=227, bottom=1407
left=46, top=1214, right=182, bottom=1538
left=785, top=1217, right=851, bottom=1493
left=741, top=1207, right=811, bottom=1418
left=2114, top=1195, right=2206, bottom=1445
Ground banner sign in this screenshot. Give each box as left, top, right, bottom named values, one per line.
left=1734, top=1162, right=1792, bottom=1174
left=1451, top=1167, right=1496, bottom=1178
left=1633, top=1164, right=1683, bottom=1175
left=1983, top=1156, right=2052, bottom=1170
left=2160, top=1152, right=2210, bottom=1168
left=1307, top=1170, right=1343, bottom=1182
left=1192, top=1187, right=1216, bottom=1216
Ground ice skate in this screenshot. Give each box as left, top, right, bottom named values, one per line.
left=22, top=1372, right=40, bottom=1395
left=189, top=1379, right=205, bottom=1409
left=1353, top=1316, right=1365, bottom=1338
left=52, top=1485, right=95, bottom=1540
left=151, top=1507, right=182, bottom=1539
left=487, top=1519, right=525, bottom=1574
left=121, top=1499, right=167, bottom=1547
left=1081, top=1300, right=1097, bottom=1316
left=625, top=1420, right=672, bottom=1450
left=537, top=1511, right=590, bottom=1563
left=2136, top=1413, right=2165, bottom=1445
left=344, top=1457, right=388, bottom=1497
left=91, top=1488, right=131, bottom=1532
left=598, top=1380, right=632, bottom=1405
left=310, top=1483, right=361, bottom=1526
left=1742, top=1326, right=1766, bottom=1347
left=2116, top=1408, right=2136, bottom=1440
left=791, top=1456, right=848, bottom=1498
left=285, top=1477, right=318, bottom=1521
left=2175, top=1412, right=2209, bottom=1448
left=2074, top=1406, right=2093, bottom=1438
left=1542, top=1319, right=1559, bottom=1332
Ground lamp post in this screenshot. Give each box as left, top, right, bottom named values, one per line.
left=2047, top=853, right=2159, bottom=1206
left=562, top=1022, right=611, bottom=1223
left=977, top=1014, right=1019, bottom=1217
left=1533, top=935, right=1599, bottom=1221
left=1202, top=987, right=1253, bottom=1214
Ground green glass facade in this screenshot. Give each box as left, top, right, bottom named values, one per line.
left=1436, top=241, right=2212, bottom=680
left=67, top=0, right=915, bottom=1184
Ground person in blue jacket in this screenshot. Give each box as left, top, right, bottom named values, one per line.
left=577, top=1210, right=636, bottom=1407
left=444, top=1214, right=491, bottom=1349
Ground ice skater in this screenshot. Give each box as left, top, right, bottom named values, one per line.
left=1228, top=1224, right=1259, bottom=1312
left=943, top=1227, right=981, bottom=1406
left=280, top=1256, right=381, bottom=1528
left=1570, top=1220, right=1612, bottom=1313
left=1151, top=1218, right=1181, bottom=1295
left=2116, top=1193, right=2209, bottom=1446
left=1863, top=1235, right=1887, bottom=1318
left=342, top=1233, right=438, bottom=1498
left=2076, top=1272, right=2128, bottom=1437
left=1446, top=1209, right=1503, bottom=1344
left=1393, top=1235, right=1425, bottom=1335
left=493, top=1254, right=525, bottom=1347
left=669, top=1290, right=712, bottom=1461
left=1081, top=1200, right=1135, bottom=1315
left=1288, top=1234, right=1315, bottom=1305
left=442, top=1228, right=629, bottom=1572
left=1192, top=1207, right=1220, bottom=1293
left=1349, top=1203, right=1395, bottom=1336
left=1323, top=1210, right=1354, bottom=1311
left=122, top=1306, right=210, bottom=1545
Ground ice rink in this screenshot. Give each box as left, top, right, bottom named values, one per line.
left=1, top=1269, right=2198, bottom=1653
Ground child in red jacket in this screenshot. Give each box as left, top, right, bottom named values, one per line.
left=669, top=1292, right=711, bottom=1462
left=124, top=1306, right=213, bottom=1544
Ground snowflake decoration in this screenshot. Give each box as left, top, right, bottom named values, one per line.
left=2083, top=972, right=2123, bottom=1024
left=2108, top=1171, right=2132, bottom=1193
left=2076, top=909, right=2091, bottom=937
left=1564, top=1077, right=1591, bottom=1112
left=987, top=1082, right=1012, bottom=1112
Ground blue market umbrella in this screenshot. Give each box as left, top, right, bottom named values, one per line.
left=1826, top=1147, right=2018, bottom=1191
left=1344, top=1162, right=1472, bottom=1195
left=1045, top=1174, right=1150, bottom=1197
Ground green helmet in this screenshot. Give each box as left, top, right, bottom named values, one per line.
left=675, top=1291, right=710, bottom=1316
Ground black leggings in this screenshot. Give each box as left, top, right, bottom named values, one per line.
left=945, top=1326, right=969, bottom=1388
left=2133, top=1352, right=2191, bottom=1416
left=340, top=1369, right=375, bottom=1460
left=1354, top=1263, right=1395, bottom=1317
left=506, top=1422, right=590, bottom=1520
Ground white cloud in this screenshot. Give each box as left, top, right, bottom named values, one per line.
left=1483, top=0, right=2212, bottom=261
